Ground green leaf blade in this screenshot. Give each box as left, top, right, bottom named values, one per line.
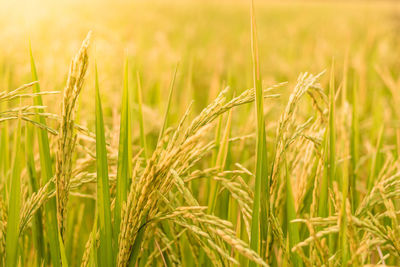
left=114, top=59, right=132, bottom=251
left=95, top=65, right=114, bottom=267
left=136, top=72, right=148, bottom=160
left=284, top=158, right=303, bottom=267
left=249, top=1, right=269, bottom=265
left=29, top=44, right=61, bottom=267
left=25, top=122, right=45, bottom=265
left=5, top=118, right=22, bottom=267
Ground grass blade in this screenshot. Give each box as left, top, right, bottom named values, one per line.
left=328, top=60, right=336, bottom=252
left=5, top=117, right=22, bottom=266
left=58, top=229, right=69, bottom=267
left=339, top=56, right=350, bottom=266
left=328, top=60, right=336, bottom=187
left=95, top=64, right=114, bottom=267
left=350, top=72, right=359, bottom=211
left=284, top=156, right=302, bottom=267
left=318, top=61, right=335, bottom=218
left=29, top=43, right=61, bottom=267
left=0, top=96, right=9, bottom=185
left=90, top=209, right=99, bottom=267
left=158, top=64, right=178, bottom=143
left=249, top=0, right=269, bottom=265
left=25, top=123, right=45, bottom=266
left=208, top=108, right=233, bottom=214
left=339, top=157, right=349, bottom=265
left=318, top=133, right=329, bottom=219
left=114, top=59, right=132, bottom=251
left=136, top=72, right=148, bottom=159
left=367, top=125, right=383, bottom=192
left=128, top=215, right=148, bottom=266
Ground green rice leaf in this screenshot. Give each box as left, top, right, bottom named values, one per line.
left=114, top=59, right=132, bottom=251
left=249, top=1, right=269, bottom=265
left=208, top=108, right=233, bottom=214
left=136, top=72, right=148, bottom=160
left=367, top=125, right=384, bottom=192
left=5, top=116, right=22, bottom=266
left=25, top=122, right=45, bottom=265
left=158, top=63, right=178, bottom=143
left=284, top=157, right=302, bottom=267
left=327, top=60, right=336, bottom=252
left=95, top=64, right=114, bottom=267
left=29, top=43, right=61, bottom=267
left=58, top=229, right=69, bottom=267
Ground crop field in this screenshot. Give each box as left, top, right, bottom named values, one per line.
left=1, top=0, right=400, bottom=266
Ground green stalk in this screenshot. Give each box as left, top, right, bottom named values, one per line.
left=212, top=117, right=223, bottom=165
left=158, top=64, right=178, bottom=143
left=340, top=56, right=350, bottom=266
left=249, top=0, right=269, bottom=265
left=350, top=73, right=359, bottom=211
left=5, top=117, right=22, bottom=266
left=208, top=109, right=233, bottom=214
left=0, top=94, right=9, bottom=186
left=25, top=123, right=45, bottom=266
left=318, top=61, right=335, bottom=219
left=339, top=155, right=349, bottom=266
left=29, top=43, right=61, bottom=267
left=89, top=208, right=99, bottom=266
left=284, top=156, right=303, bottom=267
left=208, top=116, right=222, bottom=206
left=328, top=60, right=336, bottom=188
left=95, top=65, right=114, bottom=267
left=367, top=125, right=384, bottom=192
left=128, top=215, right=148, bottom=266
left=114, top=59, right=132, bottom=251
left=328, top=60, right=336, bottom=252
left=58, top=230, right=69, bottom=267
left=136, top=72, right=148, bottom=159
left=318, top=136, right=330, bottom=217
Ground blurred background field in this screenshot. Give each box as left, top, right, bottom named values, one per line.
left=1, top=0, right=399, bottom=162
left=1, top=0, right=399, bottom=151
left=1, top=0, right=399, bottom=116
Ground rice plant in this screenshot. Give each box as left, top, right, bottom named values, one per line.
left=1, top=0, right=400, bottom=266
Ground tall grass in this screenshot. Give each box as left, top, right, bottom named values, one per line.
left=95, top=65, right=114, bottom=267
left=1, top=1, right=400, bottom=266
left=114, top=59, right=132, bottom=255
left=30, top=45, right=62, bottom=267
left=249, top=2, right=269, bottom=265
left=5, top=117, right=22, bottom=266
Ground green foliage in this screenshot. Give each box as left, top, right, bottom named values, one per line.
left=249, top=2, right=269, bottom=265
left=1, top=2, right=400, bottom=266
left=95, top=65, right=114, bottom=267
left=5, top=117, right=22, bottom=266
left=29, top=45, right=61, bottom=267
left=114, top=59, right=132, bottom=251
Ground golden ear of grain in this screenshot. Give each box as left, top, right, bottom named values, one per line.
left=114, top=81, right=282, bottom=266
left=55, top=32, right=91, bottom=238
